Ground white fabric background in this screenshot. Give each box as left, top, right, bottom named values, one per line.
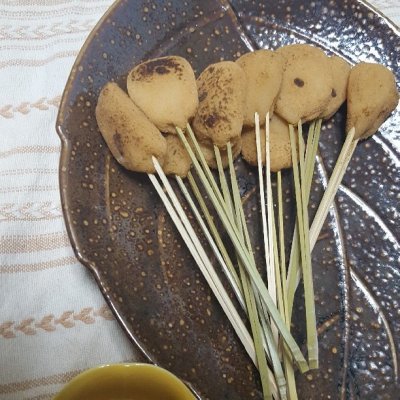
left=0, top=1, right=398, bottom=399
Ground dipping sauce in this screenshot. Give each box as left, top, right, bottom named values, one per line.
left=53, top=363, right=196, bottom=400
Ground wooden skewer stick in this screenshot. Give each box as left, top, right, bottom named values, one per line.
left=262, top=114, right=286, bottom=350
left=213, top=143, right=289, bottom=400
left=277, top=170, right=288, bottom=323
left=176, top=175, right=245, bottom=309
left=255, top=113, right=277, bottom=343
left=285, top=120, right=320, bottom=318
left=255, top=113, right=283, bottom=355
left=254, top=114, right=292, bottom=397
left=271, top=204, right=285, bottom=331
left=297, top=120, right=318, bottom=369
left=263, top=114, right=281, bottom=348
left=289, top=123, right=318, bottom=369
left=186, top=171, right=243, bottom=299
left=265, top=113, right=277, bottom=314
left=176, top=126, right=309, bottom=371
left=255, top=112, right=271, bottom=290
left=189, top=166, right=282, bottom=400
left=277, top=170, right=298, bottom=400
left=214, top=145, right=235, bottom=220
left=281, top=120, right=321, bottom=399
left=225, top=150, right=273, bottom=400
left=309, top=128, right=357, bottom=248
left=286, top=126, right=356, bottom=322
left=148, top=159, right=256, bottom=363
left=151, top=157, right=279, bottom=398
left=226, top=143, right=287, bottom=400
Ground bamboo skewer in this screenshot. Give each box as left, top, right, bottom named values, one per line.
left=278, top=168, right=298, bottom=400
left=286, top=120, right=321, bottom=318
left=265, top=114, right=277, bottom=311
left=297, top=121, right=318, bottom=369
left=186, top=150, right=283, bottom=398
left=149, top=116, right=333, bottom=396
left=253, top=113, right=298, bottom=399
left=280, top=120, right=323, bottom=400
left=184, top=141, right=282, bottom=398
left=286, top=126, right=356, bottom=324
left=149, top=112, right=353, bottom=394
left=149, top=158, right=258, bottom=359
left=161, top=114, right=350, bottom=392
left=255, top=112, right=271, bottom=278
left=240, top=267, right=273, bottom=400
left=309, top=129, right=357, bottom=248
left=176, top=175, right=245, bottom=309
left=277, top=171, right=288, bottom=324
left=140, top=121, right=306, bottom=397
left=186, top=171, right=243, bottom=297
left=225, top=153, right=273, bottom=400
left=255, top=113, right=279, bottom=345
left=177, top=125, right=309, bottom=371
left=289, top=123, right=318, bottom=369
left=214, top=145, right=235, bottom=220
left=226, top=144, right=287, bottom=400
left=150, top=172, right=281, bottom=397
left=281, top=122, right=358, bottom=378
left=264, top=114, right=279, bottom=347
left=214, top=145, right=281, bottom=386
left=184, top=169, right=280, bottom=398
left=271, top=210, right=285, bottom=337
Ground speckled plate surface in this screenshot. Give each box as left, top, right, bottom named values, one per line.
left=56, top=0, right=400, bottom=399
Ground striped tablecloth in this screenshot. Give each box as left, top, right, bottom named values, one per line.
left=0, top=1, right=398, bottom=399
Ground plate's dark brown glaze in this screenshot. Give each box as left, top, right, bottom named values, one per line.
left=56, top=0, right=400, bottom=399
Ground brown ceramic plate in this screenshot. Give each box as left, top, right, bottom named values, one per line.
left=56, top=0, right=400, bottom=398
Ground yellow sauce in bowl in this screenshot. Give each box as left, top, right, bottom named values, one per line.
left=53, top=363, right=196, bottom=400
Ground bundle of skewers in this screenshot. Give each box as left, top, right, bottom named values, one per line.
left=95, top=44, right=399, bottom=400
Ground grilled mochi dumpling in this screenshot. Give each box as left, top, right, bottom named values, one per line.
left=95, top=82, right=167, bottom=174
left=192, top=61, right=246, bottom=149
left=321, top=56, right=351, bottom=120
left=346, top=62, right=399, bottom=140
left=236, top=49, right=284, bottom=126
left=241, top=114, right=297, bottom=172
left=275, top=44, right=333, bottom=125
left=127, top=56, right=198, bottom=133
left=163, top=134, right=192, bottom=177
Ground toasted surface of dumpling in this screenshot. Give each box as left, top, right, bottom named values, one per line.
left=346, top=62, right=399, bottom=140
left=163, top=134, right=192, bottom=177
left=241, top=114, right=296, bottom=172
left=321, top=56, right=351, bottom=120
left=192, top=61, right=245, bottom=149
left=275, top=44, right=333, bottom=125
left=95, top=82, right=167, bottom=174
left=236, top=50, right=284, bottom=126
left=127, top=56, right=198, bottom=133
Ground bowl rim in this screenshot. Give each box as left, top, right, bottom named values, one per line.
left=53, top=362, right=196, bottom=399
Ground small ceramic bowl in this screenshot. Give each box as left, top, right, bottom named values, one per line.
left=53, top=363, right=196, bottom=400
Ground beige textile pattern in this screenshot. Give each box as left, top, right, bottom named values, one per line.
left=0, top=1, right=398, bottom=400
left=0, top=2, right=137, bottom=400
